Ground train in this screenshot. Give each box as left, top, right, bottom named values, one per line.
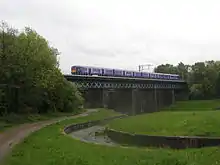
left=71, top=65, right=181, bottom=80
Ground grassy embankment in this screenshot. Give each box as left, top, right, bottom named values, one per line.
left=3, top=104, right=220, bottom=165
left=108, top=99, right=220, bottom=137
left=165, top=99, right=220, bottom=111
left=0, top=109, right=86, bottom=132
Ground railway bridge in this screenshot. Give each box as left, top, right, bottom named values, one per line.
left=64, top=75, right=188, bottom=115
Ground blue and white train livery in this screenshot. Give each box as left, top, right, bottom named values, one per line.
left=71, top=65, right=181, bottom=80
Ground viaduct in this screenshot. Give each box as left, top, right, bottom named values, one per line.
left=64, top=75, right=188, bottom=115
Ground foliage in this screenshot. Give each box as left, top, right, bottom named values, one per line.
left=3, top=109, right=220, bottom=165
left=0, top=21, right=83, bottom=116
left=154, top=61, right=220, bottom=100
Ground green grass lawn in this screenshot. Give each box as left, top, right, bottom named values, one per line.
left=164, top=99, right=220, bottom=111
left=108, top=111, right=220, bottom=136
left=3, top=109, right=220, bottom=165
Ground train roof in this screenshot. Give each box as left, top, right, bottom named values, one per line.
left=72, top=65, right=124, bottom=70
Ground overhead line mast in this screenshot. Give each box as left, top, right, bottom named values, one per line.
left=138, top=64, right=153, bottom=72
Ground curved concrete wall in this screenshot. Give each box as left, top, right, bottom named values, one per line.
left=64, top=115, right=126, bottom=134
left=63, top=114, right=220, bottom=149
left=106, top=129, right=220, bottom=149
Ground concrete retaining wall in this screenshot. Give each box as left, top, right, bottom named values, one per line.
left=63, top=114, right=220, bottom=149
left=106, top=129, right=220, bottom=149
left=64, top=115, right=127, bottom=134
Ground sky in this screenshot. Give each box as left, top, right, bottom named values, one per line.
left=1, top=0, right=220, bottom=74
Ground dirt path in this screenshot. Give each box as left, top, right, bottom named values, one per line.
left=0, top=109, right=98, bottom=163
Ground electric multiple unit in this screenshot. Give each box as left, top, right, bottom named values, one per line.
left=71, top=65, right=181, bottom=80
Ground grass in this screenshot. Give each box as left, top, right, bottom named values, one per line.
left=0, top=109, right=86, bottom=133
left=108, top=99, right=220, bottom=137
left=108, top=111, right=220, bottom=136
left=164, top=99, right=220, bottom=111
left=2, top=108, right=220, bottom=165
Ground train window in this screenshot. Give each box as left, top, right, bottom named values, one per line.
left=146, top=73, right=149, bottom=77
left=105, top=69, right=113, bottom=73
left=114, top=70, right=123, bottom=75
left=79, top=67, right=88, bottom=72
left=134, top=72, right=142, bottom=77
left=150, top=73, right=155, bottom=78
left=92, top=68, right=101, bottom=72
left=125, top=71, right=133, bottom=76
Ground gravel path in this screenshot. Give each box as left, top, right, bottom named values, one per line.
left=70, top=125, right=118, bottom=146
left=0, top=109, right=98, bottom=163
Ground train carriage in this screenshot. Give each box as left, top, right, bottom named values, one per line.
left=90, top=67, right=102, bottom=76
left=142, top=72, right=150, bottom=78
left=124, top=70, right=134, bottom=77
left=133, top=71, right=142, bottom=78
left=71, top=65, right=181, bottom=81
left=71, top=66, right=89, bottom=75
left=102, top=68, right=114, bottom=76
left=149, top=73, right=156, bottom=79
left=113, top=69, right=124, bottom=77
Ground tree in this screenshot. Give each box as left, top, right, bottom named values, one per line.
left=189, top=84, right=204, bottom=99
left=176, top=62, right=190, bottom=80
left=0, top=21, right=83, bottom=115
left=216, top=72, right=220, bottom=97
left=154, top=60, right=220, bottom=100
left=154, top=64, right=178, bottom=74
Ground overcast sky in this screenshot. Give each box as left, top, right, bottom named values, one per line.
left=1, top=0, right=220, bottom=73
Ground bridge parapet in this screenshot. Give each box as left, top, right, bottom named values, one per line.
left=64, top=75, right=187, bottom=89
